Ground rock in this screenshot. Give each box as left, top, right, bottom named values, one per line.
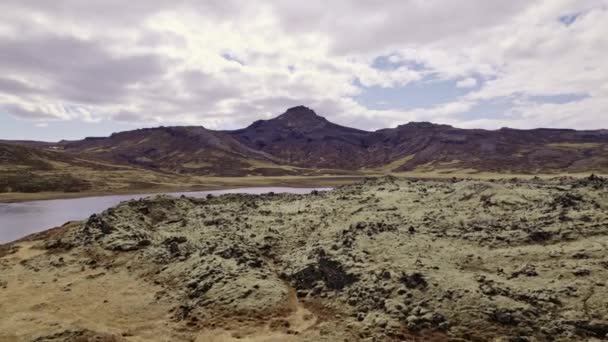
left=528, top=230, right=552, bottom=242
left=163, top=236, right=188, bottom=245
left=43, top=239, right=74, bottom=250
left=400, top=272, right=428, bottom=289
left=572, top=267, right=591, bottom=276
left=376, top=317, right=388, bottom=328
left=571, top=251, right=590, bottom=259
left=109, top=239, right=151, bottom=252
left=84, top=214, right=113, bottom=235
left=167, top=241, right=181, bottom=255
left=421, top=312, right=435, bottom=322
left=291, top=257, right=358, bottom=291
left=574, top=321, right=608, bottom=338
left=487, top=308, right=520, bottom=326
left=552, top=193, right=583, bottom=208
left=406, top=315, right=420, bottom=324
left=32, top=329, right=126, bottom=342
left=385, top=319, right=403, bottom=333
left=509, top=264, right=538, bottom=279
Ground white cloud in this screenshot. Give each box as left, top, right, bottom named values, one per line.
left=0, top=0, right=606, bottom=132
left=456, top=78, right=478, bottom=89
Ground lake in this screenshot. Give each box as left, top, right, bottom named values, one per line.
left=0, top=187, right=331, bottom=244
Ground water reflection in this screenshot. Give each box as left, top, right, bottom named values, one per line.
left=0, top=187, right=330, bottom=244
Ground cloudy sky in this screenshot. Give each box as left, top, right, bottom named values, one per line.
left=0, top=0, right=607, bottom=141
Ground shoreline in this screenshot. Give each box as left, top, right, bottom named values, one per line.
left=0, top=175, right=363, bottom=203
left=0, top=172, right=604, bottom=203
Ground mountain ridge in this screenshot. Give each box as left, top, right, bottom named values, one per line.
left=3, top=106, right=608, bottom=176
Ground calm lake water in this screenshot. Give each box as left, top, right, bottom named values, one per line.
left=0, top=187, right=331, bottom=244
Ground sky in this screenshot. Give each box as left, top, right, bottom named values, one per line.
left=0, top=0, right=607, bottom=141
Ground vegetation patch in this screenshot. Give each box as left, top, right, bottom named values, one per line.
left=0, top=172, right=91, bottom=193
left=547, top=142, right=603, bottom=149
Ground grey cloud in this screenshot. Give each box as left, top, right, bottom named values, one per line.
left=0, top=34, right=167, bottom=107
left=0, top=0, right=247, bottom=29
left=102, top=70, right=248, bottom=125
left=179, top=71, right=242, bottom=102
left=112, top=110, right=145, bottom=122
left=0, top=77, right=38, bottom=95
left=270, top=0, right=534, bottom=54
left=137, top=31, right=188, bottom=49
left=0, top=103, right=59, bottom=120
left=56, top=53, right=166, bottom=104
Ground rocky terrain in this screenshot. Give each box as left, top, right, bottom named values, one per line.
left=1, top=175, right=608, bottom=341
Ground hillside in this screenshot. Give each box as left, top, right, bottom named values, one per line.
left=62, top=126, right=287, bottom=176
left=0, top=143, right=97, bottom=193
left=364, top=124, right=608, bottom=173
left=0, top=142, right=204, bottom=196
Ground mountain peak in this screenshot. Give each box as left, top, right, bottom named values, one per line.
left=275, top=106, right=326, bottom=126
left=271, top=106, right=327, bottom=128
left=284, top=105, right=317, bottom=116
left=398, top=122, right=453, bottom=129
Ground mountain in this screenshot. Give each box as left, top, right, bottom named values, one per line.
left=61, top=126, right=292, bottom=176
left=4, top=106, right=608, bottom=177
left=364, top=123, right=608, bottom=173
left=0, top=143, right=96, bottom=193
left=230, top=106, right=369, bottom=169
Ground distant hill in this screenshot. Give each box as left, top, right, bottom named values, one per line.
left=0, top=143, right=94, bottom=192
left=4, top=106, right=608, bottom=177
left=61, top=126, right=286, bottom=176
left=230, top=106, right=369, bottom=169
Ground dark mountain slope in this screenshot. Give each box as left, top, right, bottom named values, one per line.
left=4, top=106, right=608, bottom=175
left=364, top=124, right=608, bottom=172
left=62, top=126, right=283, bottom=176
left=230, top=106, right=369, bottom=169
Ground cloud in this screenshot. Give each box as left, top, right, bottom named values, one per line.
left=269, top=0, right=534, bottom=54
left=456, top=78, right=478, bottom=89
left=0, top=0, right=606, bottom=133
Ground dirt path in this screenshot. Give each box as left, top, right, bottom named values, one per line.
left=195, top=289, right=319, bottom=342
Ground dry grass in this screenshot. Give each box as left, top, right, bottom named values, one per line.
left=362, top=154, right=415, bottom=172
left=0, top=242, right=181, bottom=342
left=182, top=161, right=213, bottom=169
left=547, top=142, right=604, bottom=149
left=2, top=167, right=606, bottom=203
